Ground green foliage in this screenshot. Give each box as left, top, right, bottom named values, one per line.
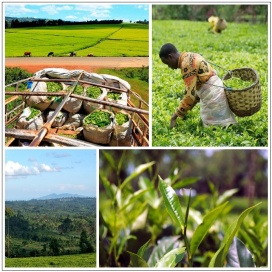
left=26, top=108, right=41, bottom=121
left=97, top=67, right=149, bottom=106
left=5, top=253, right=96, bottom=267
left=99, top=151, right=268, bottom=267
left=5, top=23, right=148, bottom=57
left=83, top=111, right=112, bottom=127
left=5, top=198, right=96, bottom=260
left=152, top=20, right=268, bottom=146
left=107, top=92, right=121, bottom=101
left=5, top=67, right=31, bottom=85
left=115, top=112, right=129, bottom=125
left=86, top=86, right=102, bottom=98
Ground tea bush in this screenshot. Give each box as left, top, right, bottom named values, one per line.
left=99, top=151, right=268, bottom=267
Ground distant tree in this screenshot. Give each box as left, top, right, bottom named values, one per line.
left=5, top=207, right=14, bottom=257
left=49, top=238, right=61, bottom=255
left=79, top=229, right=93, bottom=253
left=58, top=216, right=73, bottom=233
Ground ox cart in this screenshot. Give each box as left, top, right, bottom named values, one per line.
left=5, top=68, right=149, bottom=147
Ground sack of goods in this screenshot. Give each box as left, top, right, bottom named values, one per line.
left=83, top=85, right=107, bottom=114
left=16, top=107, right=44, bottom=130
left=110, top=111, right=133, bottom=146
left=83, top=109, right=114, bottom=144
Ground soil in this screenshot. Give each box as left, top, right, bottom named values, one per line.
left=5, top=56, right=149, bottom=74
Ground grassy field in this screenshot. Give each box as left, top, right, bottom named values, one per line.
left=5, top=23, right=148, bottom=57
left=152, top=20, right=268, bottom=147
left=5, top=253, right=96, bottom=267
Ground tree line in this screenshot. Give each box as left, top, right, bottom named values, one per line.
left=152, top=5, right=268, bottom=23
left=5, top=18, right=149, bottom=28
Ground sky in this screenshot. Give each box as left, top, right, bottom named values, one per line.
left=4, top=3, right=149, bottom=22
left=5, top=149, right=97, bottom=201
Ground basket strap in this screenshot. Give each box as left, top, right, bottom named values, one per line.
left=203, top=81, right=233, bottom=91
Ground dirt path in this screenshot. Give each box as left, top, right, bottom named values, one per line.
left=5, top=57, right=149, bottom=73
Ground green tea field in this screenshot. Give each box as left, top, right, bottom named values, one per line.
left=152, top=20, right=268, bottom=147
left=5, top=253, right=96, bottom=267
left=5, top=23, right=148, bottom=57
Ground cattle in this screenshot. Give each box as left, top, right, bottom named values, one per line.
left=47, top=52, right=54, bottom=57
left=208, top=16, right=227, bottom=34
left=24, top=51, right=31, bottom=57
left=70, top=51, right=76, bottom=57
left=87, top=53, right=94, bottom=57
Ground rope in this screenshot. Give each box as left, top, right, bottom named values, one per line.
left=203, top=60, right=233, bottom=91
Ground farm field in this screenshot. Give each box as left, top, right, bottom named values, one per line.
left=152, top=20, right=268, bottom=147
left=5, top=23, right=148, bottom=57
left=5, top=253, right=96, bottom=267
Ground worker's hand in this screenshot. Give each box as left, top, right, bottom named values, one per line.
left=170, top=113, right=178, bottom=129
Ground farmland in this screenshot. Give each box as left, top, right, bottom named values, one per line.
left=152, top=20, right=268, bottom=146
left=5, top=197, right=96, bottom=267
left=5, top=253, right=96, bottom=267
left=5, top=23, right=148, bottom=57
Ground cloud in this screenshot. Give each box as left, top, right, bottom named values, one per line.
left=49, top=152, right=72, bottom=158
left=4, top=3, right=36, bottom=17
left=137, top=5, right=149, bottom=11
left=74, top=4, right=112, bottom=20
left=5, top=161, right=58, bottom=179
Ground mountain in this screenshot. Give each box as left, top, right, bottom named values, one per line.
left=35, top=193, right=87, bottom=200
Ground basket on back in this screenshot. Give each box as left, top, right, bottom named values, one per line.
left=222, top=68, right=262, bottom=117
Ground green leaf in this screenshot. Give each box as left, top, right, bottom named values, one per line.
left=216, top=188, right=239, bottom=206
left=119, top=189, right=149, bottom=212
left=148, top=236, right=180, bottom=267
left=209, top=202, right=262, bottom=267
left=190, top=202, right=228, bottom=256
left=128, top=251, right=149, bottom=267
left=137, top=239, right=150, bottom=258
left=101, top=151, right=117, bottom=171
left=226, top=236, right=255, bottom=267
left=158, top=176, right=184, bottom=232
left=120, top=161, right=155, bottom=190
left=172, top=177, right=200, bottom=189
left=155, top=247, right=186, bottom=268
left=138, top=177, right=160, bottom=208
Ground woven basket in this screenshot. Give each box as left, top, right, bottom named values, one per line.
left=222, top=68, right=261, bottom=117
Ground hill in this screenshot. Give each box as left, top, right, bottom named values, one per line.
left=35, top=193, right=86, bottom=200
left=5, top=197, right=96, bottom=258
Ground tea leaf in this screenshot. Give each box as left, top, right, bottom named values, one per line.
left=158, top=176, right=184, bottom=233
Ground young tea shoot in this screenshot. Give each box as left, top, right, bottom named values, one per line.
left=84, top=111, right=111, bottom=127
left=223, top=77, right=254, bottom=90
left=26, top=108, right=40, bottom=121
left=107, top=92, right=121, bottom=101
left=115, top=112, right=129, bottom=125
left=86, top=86, right=102, bottom=98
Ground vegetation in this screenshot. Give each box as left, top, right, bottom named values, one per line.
left=25, top=108, right=40, bottom=121
left=86, top=86, right=102, bottom=98
left=5, top=67, right=31, bottom=86
left=223, top=77, right=254, bottom=90
left=46, top=82, right=63, bottom=92
left=84, top=111, right=112, bottom=127
left=5, top=197, right=96, bottom=267
left=97, top=67, right=149, bottom=107
left=115, top=112, right=129, bottom=125
left=5, top=23, right=148, bottom=57
left=152, top=5, right=268, bottom=23
left=107, top=92, right=121, bottom=101
left=99, top=150, right=268, bottom=267
left=152, top=20, right=268, bottom=146
left=5, top=253, right=96, bottom=267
